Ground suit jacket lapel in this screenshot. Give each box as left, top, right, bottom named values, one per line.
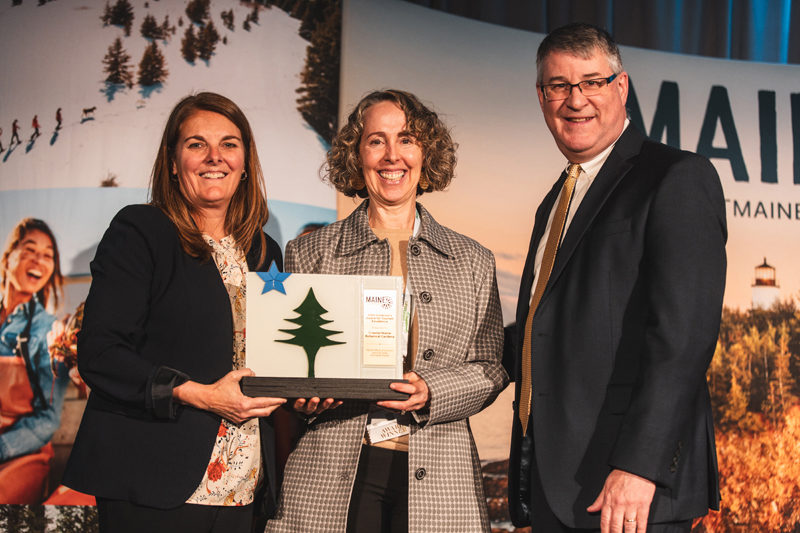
left=515, top=172, right=566, bottom=345
left=540, top=126, right=645, bottom=309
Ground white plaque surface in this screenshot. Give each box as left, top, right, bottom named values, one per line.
left=246, top=270, right=404, bottom=380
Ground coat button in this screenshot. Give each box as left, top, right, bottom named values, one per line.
left=422, top=348, right=434, bottom=361
left=410, top=243, right=421, bottom=256
left=419, top=291, right=432, bottom=304
left=414, top=468, right=426, bottom=480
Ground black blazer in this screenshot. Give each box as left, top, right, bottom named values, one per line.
left=64, top=204, right=283, bottom=509
left=507, top=126, right=726, bottom=528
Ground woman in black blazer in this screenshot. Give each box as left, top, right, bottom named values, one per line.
left=64, top=93, right=285, bottom=533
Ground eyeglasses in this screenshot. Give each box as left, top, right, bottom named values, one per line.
left=538, top=73, right=619, bottom=102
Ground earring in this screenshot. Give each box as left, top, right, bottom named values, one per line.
left=419, top=174, right=430, bottom=191
left=240, top=170, right=248, bottom=181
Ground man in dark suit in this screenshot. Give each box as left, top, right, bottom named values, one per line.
left=507, top=23, right=726, bottom=533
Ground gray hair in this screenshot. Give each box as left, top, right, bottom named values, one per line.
left=536, top=23, right=623, bottom=82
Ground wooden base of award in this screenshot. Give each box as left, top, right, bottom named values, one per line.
left=241, top=377, right=410, bottom=400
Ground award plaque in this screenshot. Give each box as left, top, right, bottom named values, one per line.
left=241, top=265, right=409, bottom=400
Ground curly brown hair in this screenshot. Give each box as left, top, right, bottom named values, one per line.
left=149, top=92, right=269, bottom=268
left=324, top=90, right=457, bottom=198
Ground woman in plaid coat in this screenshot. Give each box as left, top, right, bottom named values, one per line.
left=266, top=90, right=508, bottom=533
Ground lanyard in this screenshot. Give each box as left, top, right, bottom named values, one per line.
left=364, top=210, right=421, bottom=444
left=398, top=209, right=421, bottom=368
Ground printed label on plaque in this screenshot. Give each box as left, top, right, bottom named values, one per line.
left=363, top=289, right=398, bottom=366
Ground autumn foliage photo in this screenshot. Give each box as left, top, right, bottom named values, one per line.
left=694, top=301, right=800, bottom=532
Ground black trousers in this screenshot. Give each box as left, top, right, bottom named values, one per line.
left=96, top=497, right=254, bottom=533
left=346, top=445, right=409, bottom=533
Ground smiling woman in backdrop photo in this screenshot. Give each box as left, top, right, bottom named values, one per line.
left=0, top=218, right=69, bottom=505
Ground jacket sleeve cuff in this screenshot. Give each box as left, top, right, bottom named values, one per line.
left=146, top=366, right=190, bottom=420
left=411, top=408, right=430, bottom=426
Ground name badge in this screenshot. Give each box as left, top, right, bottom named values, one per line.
left=366, top=418, right=410, bottom=444
left=365, top=407, right=410, bottom=444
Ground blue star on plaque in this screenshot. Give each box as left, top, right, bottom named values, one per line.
left=257, top=261, right=291, bottom=294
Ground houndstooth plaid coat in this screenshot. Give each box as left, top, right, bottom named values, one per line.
left=265, top=201, right=508, bottom=533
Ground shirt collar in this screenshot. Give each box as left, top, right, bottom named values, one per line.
left=203, top=234, right=236, bottom=252
left=0, top=296, right=43, bottom=325
left=565, top=118, right=630, bottom=180
left=338, top=200, right=453, bottom=258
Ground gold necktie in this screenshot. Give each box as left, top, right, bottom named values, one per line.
left=519, top=163, right=581, bottom=436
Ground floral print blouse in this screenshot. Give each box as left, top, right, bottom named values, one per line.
left=186, top=235, right=261, bottom=506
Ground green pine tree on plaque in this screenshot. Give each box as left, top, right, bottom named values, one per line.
left=276, top=288, right=344, bottom=378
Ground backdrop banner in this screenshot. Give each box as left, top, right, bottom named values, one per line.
left=341, top=0, right=800, bottom=530
left=0, top=0, right=339, bottom=528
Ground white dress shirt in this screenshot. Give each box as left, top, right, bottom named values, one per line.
left=530, top=120, right=630, bottom=303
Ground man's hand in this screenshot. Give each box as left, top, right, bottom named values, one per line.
left=587, top=469, right=656, bottom=533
